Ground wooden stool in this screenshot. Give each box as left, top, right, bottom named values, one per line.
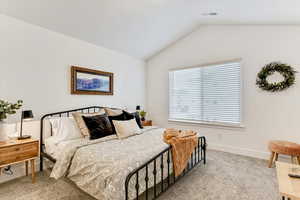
left=268, top=140, right=300, bottom=168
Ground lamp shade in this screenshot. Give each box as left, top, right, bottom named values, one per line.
left=136, top=105, right=141, bottom=110
left=22, top=110, right=34, bottom=120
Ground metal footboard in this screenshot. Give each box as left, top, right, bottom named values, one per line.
left=125, top=136, right=206, bottom=200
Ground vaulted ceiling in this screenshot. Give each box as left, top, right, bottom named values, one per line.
left=1, top=0, right=300, bottom=60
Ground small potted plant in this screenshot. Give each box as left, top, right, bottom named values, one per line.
left=139, top=110, right=147, bottom=121
left=0, top=100, right=23, bottom=141
left=0, top=100, right=23, bottom=122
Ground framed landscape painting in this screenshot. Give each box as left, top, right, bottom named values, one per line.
left=71, top=66, right=113, bottom=95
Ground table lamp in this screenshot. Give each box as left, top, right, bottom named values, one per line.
left=136, top=105, right=141, bottom=111
left=18, top=110, right=33, bottom=140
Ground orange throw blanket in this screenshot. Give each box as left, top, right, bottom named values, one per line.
left=163, top=128, right=198, bottom=177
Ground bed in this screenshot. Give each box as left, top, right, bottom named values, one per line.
left=40, top=106, right=206, bottom=200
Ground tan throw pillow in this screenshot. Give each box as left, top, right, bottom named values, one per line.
left=104, top=107, right=123, bottom=116
left=72, top=110, right=105, bottom=137
left=112, top=119, right=141, bottom=139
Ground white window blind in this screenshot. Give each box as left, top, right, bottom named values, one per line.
left=169, top=62, right=241, bottom=126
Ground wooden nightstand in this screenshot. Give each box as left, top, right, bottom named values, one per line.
left=0, top=138, right=39, bottom=183
left=142, top=120, right=152, bottom=126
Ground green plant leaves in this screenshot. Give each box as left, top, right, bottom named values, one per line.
left=139, top=110, right=147, bottom=117
left=0, top=100, right=23, bottom=121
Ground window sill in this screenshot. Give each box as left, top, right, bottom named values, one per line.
left=168, top=119, right=245, bottom=129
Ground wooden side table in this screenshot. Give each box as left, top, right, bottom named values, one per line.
left=142, top=120, right=152, bottom=126
left=0, top=138, right=39, bottom=183
left=276, top=161, right=300, bottom=200
left=268, top=140, right=300, bottom=168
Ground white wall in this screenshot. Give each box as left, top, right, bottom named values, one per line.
left=0, top=14, right=145, bottom=183
left=0, top=14, right=146, bottom=122
left=147, top=25, right=300, bottom=159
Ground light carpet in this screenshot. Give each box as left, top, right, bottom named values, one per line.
left=0, top=150, right=280, bottom=200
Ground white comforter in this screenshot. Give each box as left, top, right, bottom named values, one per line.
left=50, top=127, right=171, bottom=200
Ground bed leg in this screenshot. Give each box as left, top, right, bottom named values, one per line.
left=204, top=149, right=206, bottom=164
left=203, top=137, right=207, bottom=164
left=40, top=155, right=44, bottom=171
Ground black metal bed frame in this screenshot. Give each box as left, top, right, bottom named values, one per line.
left=40, top=106, right=206, bottom=200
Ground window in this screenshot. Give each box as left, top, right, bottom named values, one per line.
left=169, top=61, right=242, bottom=126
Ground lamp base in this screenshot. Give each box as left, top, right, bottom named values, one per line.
left=18, top=135, right=31, bottom=140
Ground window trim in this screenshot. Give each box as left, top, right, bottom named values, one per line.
left=168, top=119, right=245, bottom=129
left=168, top=58, right=244, bottom=127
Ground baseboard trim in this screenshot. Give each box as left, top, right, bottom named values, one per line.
left=208, top=143, right=270, bottom=160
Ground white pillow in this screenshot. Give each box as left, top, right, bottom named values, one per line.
left=49, top=117, right=82, bottom=144
left=104, top=107, right=123, bottom=116
left=112, top=119, right=141, bottom=139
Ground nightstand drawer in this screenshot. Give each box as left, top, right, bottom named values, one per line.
left=0, top=142, right=38, bottom=165
left=142, top=120, right=152, bottom=126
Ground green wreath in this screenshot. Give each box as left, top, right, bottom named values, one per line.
left=256, top=62, right=296, bottom=92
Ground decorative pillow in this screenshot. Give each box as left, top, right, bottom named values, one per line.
left=123, top=111, right=143, bottom=129
left=82, top=114, right=115, bottom=140
left=72, top=111, right=105, bottom=137
left=104, top=107, right=123, bottom=116
left=112, top=119, right=141, bottom=139
left=108, top=112, right=130, bottom=133
left=49, top=117, right=83, bottom=144
left=43, top=119, right=53, bottom=138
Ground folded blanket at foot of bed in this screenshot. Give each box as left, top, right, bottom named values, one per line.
left=163, top=128, right=198, bottom=177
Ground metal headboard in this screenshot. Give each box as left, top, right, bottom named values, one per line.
left=39, top=106, right=118, bottom=171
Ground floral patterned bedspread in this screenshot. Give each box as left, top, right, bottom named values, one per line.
left=50, top=127, right=172, bottom=200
